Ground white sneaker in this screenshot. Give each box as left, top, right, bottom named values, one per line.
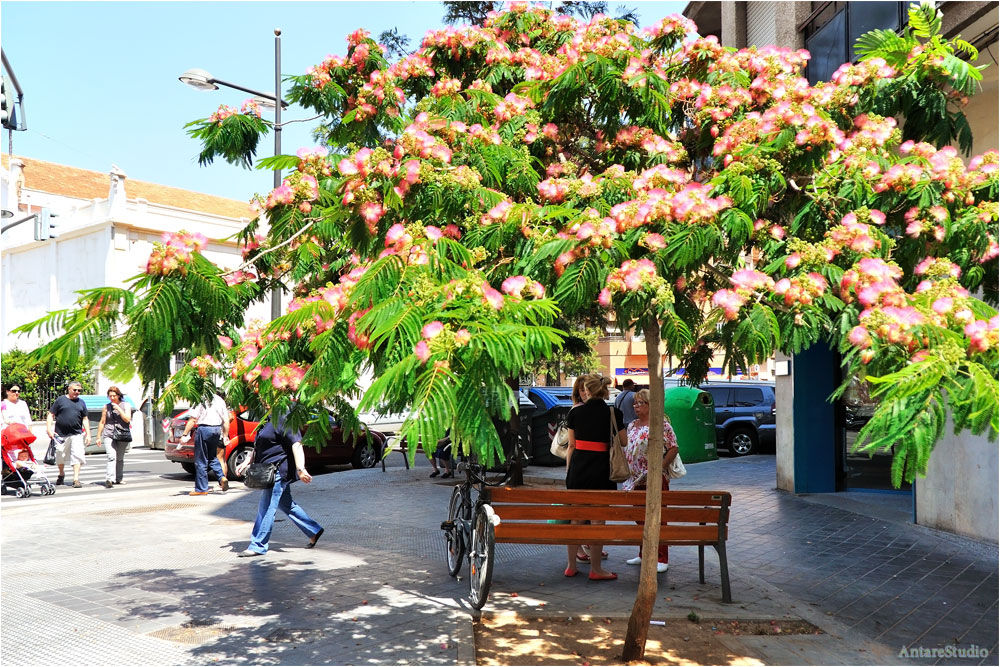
left=656, top=562, right=669, bottom=573
left=626, top=556, right=642, bottom=565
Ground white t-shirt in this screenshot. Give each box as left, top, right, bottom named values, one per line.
left=1, top=399, right=32, bottom=425
left=189, top=394, right=229, bottom=427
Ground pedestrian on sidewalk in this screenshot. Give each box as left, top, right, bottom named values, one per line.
left=96, top=386, right=133, bottom=488
left=614, top=379, right=638, bottom=427
left=2, top=385, right=32, bottom=426
left=429, top=435, right=454, bottom=479
left=568, top=376, right=606, bottom=565
left=46, top=381, right=90, bottom=488
left=180, top=391, right=230, bottom=495
left=238, top=411, right=324, bottom=557
left=623, top=388, right=678, bottom=573
left=564, top=374, right=622, bottom=581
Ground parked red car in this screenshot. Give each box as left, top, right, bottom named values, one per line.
left=164, top=409, right=387, bottom=479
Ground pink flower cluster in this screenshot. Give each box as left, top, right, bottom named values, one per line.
left=773, top=273, right=827, bottom=307
left=347, top=309, right=371, bottom=350
left=840, top=258, right=904, bottom=308
left=263, top=172, right=319, bottom=212
left=208, top=105, right=238, bottom=124
left=224, top=270, right=257, bottom=287
left=598, top=259, right=659, bottom=306
left=493, top=93, right=535, bottom=122
left=481, top=282, right=505, bottom=310
left=826, top=211, right=883, bottom=255
left=189, top=355, right=222, bottom=378
left=500, top=275, right=545, bottom=300
left=537, top=177, right=570, bottom=202
left=965, top=317, right=999, bottom=353
left=611, top=126, right=686, bottom=161
left=270, top=363, right=308, bottom=391
left=829, top=58, right=896, bottom=87
left=643, top=15, right=696, bottom=40
left=145, top=231, right=208, bottom=277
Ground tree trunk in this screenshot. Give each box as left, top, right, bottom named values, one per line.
left=506, top=375, right=524, bottom=486
left=621, top=317, right=664, bottom=663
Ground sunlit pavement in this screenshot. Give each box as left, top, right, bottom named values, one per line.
left=1, top=450, right=995, bottom=665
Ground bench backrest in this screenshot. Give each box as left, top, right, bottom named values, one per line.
left=483, top=488, right=731, bottom=546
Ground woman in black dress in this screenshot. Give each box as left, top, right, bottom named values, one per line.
left=564, top=374, right=624, bottom=580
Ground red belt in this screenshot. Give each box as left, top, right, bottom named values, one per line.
left=574, top=439, right=608, bottom=452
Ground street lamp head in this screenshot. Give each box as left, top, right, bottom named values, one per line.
left=252, top=95, right=277, bottom=110
left=178, top=68, right=218, bottom=91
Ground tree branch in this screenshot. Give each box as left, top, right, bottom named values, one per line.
left=221, top=217, right=319, bottom=276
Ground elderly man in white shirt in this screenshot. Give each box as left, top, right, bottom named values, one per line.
left=180, top=393, right=231, bottom=495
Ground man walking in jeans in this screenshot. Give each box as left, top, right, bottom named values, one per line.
left=46, top=381, right=91, bottom=488
left=180, top=392, right=230, bottom=495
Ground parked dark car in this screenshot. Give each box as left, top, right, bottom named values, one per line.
left=165, top=408, right=387, bottom=479
left=700, top=382, right=776, bottom=456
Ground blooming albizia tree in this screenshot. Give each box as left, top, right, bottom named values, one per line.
left=20, top=2, right=997, bottom=660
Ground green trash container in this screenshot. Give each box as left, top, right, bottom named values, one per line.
left=664, top=386, right=718, bottom=464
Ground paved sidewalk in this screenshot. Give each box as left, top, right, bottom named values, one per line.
left=522, top=457, right=998, bottom=666
left=2, top=454, right=996, bottom=665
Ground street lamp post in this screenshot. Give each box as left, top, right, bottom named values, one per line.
left=179, top=28, right=285, bottom=321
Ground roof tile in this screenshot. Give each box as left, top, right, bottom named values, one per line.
left=3, top=155, right=252, bottom=219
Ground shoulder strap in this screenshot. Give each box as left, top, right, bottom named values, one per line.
left=608, top=405, right=619, bottom=443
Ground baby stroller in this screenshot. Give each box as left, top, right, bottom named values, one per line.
left=2, top=424, right=56, bottom=498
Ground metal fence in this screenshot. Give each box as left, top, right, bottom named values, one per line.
left=24, top=373, right=97, bottom=421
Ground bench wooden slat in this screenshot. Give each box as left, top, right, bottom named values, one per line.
left=494, top=523, right=724, bottom=544
left=486, top=488, right=731, bottom=507
left=493, top=505, right=726, bottom=523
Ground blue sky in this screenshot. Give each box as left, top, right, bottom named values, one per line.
left=2, top=1, right=687, bottom=202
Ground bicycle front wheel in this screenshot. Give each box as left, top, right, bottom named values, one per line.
left=469, top=504, right=496, bottom=610
left=445, top=485, right=466, bottom=577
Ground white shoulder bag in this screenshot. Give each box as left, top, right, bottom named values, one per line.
left=668, top=451, right=687, bottom=479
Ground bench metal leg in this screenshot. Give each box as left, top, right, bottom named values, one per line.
left=698, top=545, right=705, bottom=584
left=714, top=542, right=732, bottom=603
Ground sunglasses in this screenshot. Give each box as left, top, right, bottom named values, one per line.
left=633, top=400, right=647, bottom=406
left=70, top=388, right=82, bottom=393
left=9, top=390, right=19, bottom=394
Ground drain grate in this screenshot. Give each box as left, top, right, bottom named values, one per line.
left=149, top=622, right=240, bottom=644
left=94, top=502, right=193, bottom=516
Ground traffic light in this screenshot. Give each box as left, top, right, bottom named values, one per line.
left=33, top=208, right=58, bottom=241
left=0, top=75, right=11, bottom=130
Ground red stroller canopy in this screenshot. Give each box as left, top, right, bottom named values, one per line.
left=1, top=424, right=37, bottom=452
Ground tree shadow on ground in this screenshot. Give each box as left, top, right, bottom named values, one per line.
left=108, top=550, right=469, bottom=665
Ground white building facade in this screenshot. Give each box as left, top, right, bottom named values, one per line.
left=1, top=156, right=270, bottom=428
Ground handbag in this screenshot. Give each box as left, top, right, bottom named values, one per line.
left=43, top=437, right=58, bottom=466
left=110, top=422, right=132, bottom=443
left=608, top=407, right=629, bottom=483
left=243, top=462, right=277, bottom=489
left=668, top=451, right=687, bottom=479
left=549, top=420, right=570, bottom=459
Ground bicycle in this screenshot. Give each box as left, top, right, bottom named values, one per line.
left=440, top=437, right=528, bottom=609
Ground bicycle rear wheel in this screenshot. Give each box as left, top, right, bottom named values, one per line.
left=444, top=485, right=466, bottom=576
left=469, top=505, right=496, bottom=610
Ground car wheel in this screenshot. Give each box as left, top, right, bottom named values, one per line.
left=181, top=462, right=196, bottom=476
left=227, top=446, right=254, bottom=481
left=351, top=433, right=384, bottom=469
left=727, top=427, right=757, bottom=456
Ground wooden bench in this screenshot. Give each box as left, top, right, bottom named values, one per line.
left=476, top=487, right=732, bottom=606
left=380, top=435, right=410, bottom=471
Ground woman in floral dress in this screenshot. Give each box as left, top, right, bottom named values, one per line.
left=623, top=388, right=679, bottom=573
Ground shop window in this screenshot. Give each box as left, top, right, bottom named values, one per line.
left=805, top=2, right=906, bottom=84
